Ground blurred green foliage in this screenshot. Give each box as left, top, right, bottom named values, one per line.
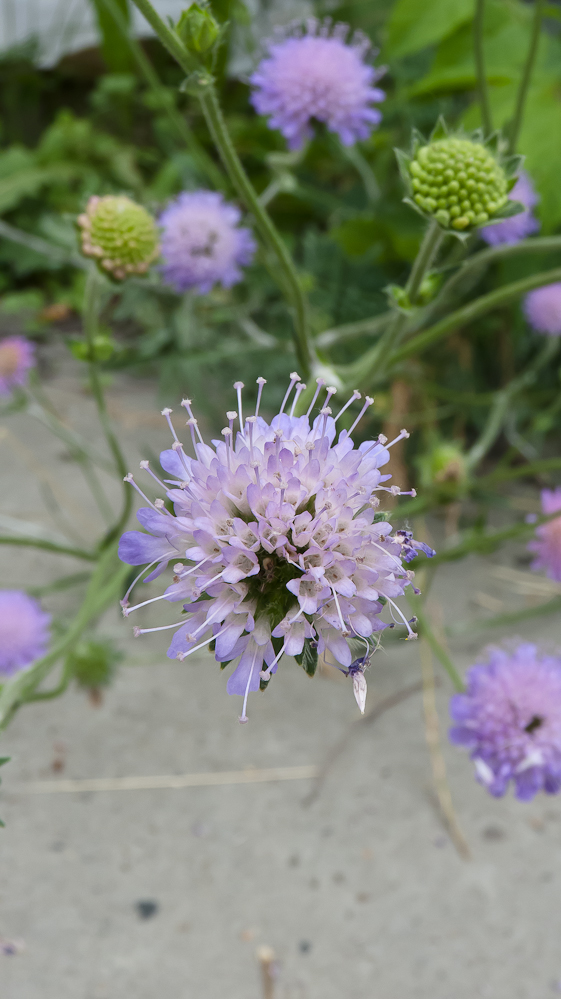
left=0, top=0, right=559, bottom=493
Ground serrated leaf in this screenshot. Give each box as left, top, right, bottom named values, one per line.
left=294, top=639, right=318, bottom=677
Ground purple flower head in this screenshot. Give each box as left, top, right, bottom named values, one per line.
left=119, top=376, right=433, bottom=721
left=449, top=643, right=561, bottom=801
left=479, top=171, right=540, bottom=245
left=0, top=590, right=51, bottom=678
left=159, top=191, right=256, bottom=294
left=528, top=488, right=561, bottom=581
left=523, top=282, right=561, bottom=336
left=0, top=336, right=35, bottom=396
left=249, top=19, right=385, bottom=150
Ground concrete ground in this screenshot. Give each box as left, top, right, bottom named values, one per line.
left=1, top=351, right=561, bottom=999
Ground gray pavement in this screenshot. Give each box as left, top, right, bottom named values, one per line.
left=1, top=352, right=561, bottom=999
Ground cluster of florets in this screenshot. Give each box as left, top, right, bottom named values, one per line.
left=449, top=643, right=561, bottom=801
left=159, top=191, right=256, bottom=294
left=119, top=375, right=434, bottom=721
left=528, top=488, right=561, bottom=580
left=0, top=590, right=51, bottom=678
left=524, top=283, right=561, bottom=336
left=480, top=171, right=539, bottom=245
left=409, top=137, right=508, bottom=231
left=0, top=336, right=35, bottom=397
left=250, top=18, right=385, bottom=150
left=78, top=195, right=160, bottom=280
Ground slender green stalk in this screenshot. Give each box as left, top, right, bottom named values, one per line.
left=449, top=594, right=561, bottom=636
left=0, top=546, right=127, bottom=729
left=0, top=537, right=95, bottom=559
left=199, top=86, right=314, bottom=377
left=466, top=336, right=559, bottom=469
left=407, top=594, right=464, bottom=691
left=429, top=509, right=560, bottom=567
left=387, top=265, right=561, bottom=368
left=129, top=0, right=315, bottom=377
left=315, top=312, right=392, bottom=349
left=474, top=0, right=493, bottom=135
left=509, top=0, right=544, bottom=151
left=83, top=268, right=133, bottom=544
left=405, top=220, right=443, bottom=303
left=480, top=456, right=561, bottom=486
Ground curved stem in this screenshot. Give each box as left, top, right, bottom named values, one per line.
left=509, top=0, right=544, bottom=151
left=406, top=593, right=464, bottom=691
left=405, top=220, right=443, bottom=303
left=388, top=265, right=561, bottom=368
left=83, top=267, right=133, bottom=543
left=129, top=0, right=314, bottom=378
left=199, top=86, right=314, bottom=378
left=474, top=0, right=492, bottom=135
left=0, top=537, right=96, bottom=560
left=315, top=311, right=391, bottom=349
left=466, top=336, right=558, bottom=469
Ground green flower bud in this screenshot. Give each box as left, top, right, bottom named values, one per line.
left=78, top=195, right=160, bottom=281
left=419, top=442, right=468, bottom=502
left=409, top=137, right=507, bottom=232
left=69, top=638, right=123, bottom=691
left=176, top=4, right=220, bottom=55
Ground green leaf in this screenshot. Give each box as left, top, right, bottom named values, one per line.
left=294, top=639, right=318, bottom=677
left=91, top=0, right=135, bottom=73
left=385, top=0, right=473, bottom=58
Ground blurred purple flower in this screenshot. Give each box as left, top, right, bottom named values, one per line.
left=523, top=282, right=561, bottom=336
left=0, top=591, right=51, bottom=677
left=528, top=488, right=561, bottom=582
left=450, top=643, right=561, bottom=801
left=249, top=19, right=385, bottom=150
left=159, top=191, right=256, bottom=294
left=479, top=171, right=539, bottom=245
left=0, top=336, right=35, bottom=396
left=119, top=375, right=432, bottom=720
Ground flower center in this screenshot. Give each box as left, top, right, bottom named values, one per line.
left=0, top=344, right=21, bottom=378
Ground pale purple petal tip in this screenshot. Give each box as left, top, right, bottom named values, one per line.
left=0, top=590, right=50, bottom=676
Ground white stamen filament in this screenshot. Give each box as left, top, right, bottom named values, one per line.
left=246, top=416, right=256, bottom=462
left=187, top=418, right=199, bottom=450
left=289, top=382, right=307, bottom=417
left=123, top=591, right=171, bottom=616
left=171, top=440, right=191, bottom=477
left=161, top=407, right=179, bottom=442
left=134, top=620, right=188, bottom=636
left=329, top=587, right=349, bottom=635
left=322, top=385, right=338, bottom=410
left=176, top=624, right=229, bottom=662
left=386, top=428, right=410, bottom=448
left=120, top=553, right=176, bottom=608
left=385, top=596, right=417, bottom=639
left=279, top=371, right=301, bottom=415
left=233, top=381, right=245, bottom=429
left=239, top=646, right=260, bottom=724
left=334, top=389, right=361, bottom=424
left=139, top=460, right=166, bottom=490
left=347, top=396, right=374, bottom=436
left=123, top=474, right=164, bottom=513
left=255, top=376, right=267, bottom=417
left=306, top=377, right=326, bottom=417
left=260, top=640, right=288, bottom=681
left=178, top=555, right=212, bottom=578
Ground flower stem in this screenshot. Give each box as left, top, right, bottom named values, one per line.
left=0, top=537, right=95, bottom=560
left=509, top=0, right=544, bottom=152
left=474, top=0, right=493, bottom=136
left=199, top=85, right=314, bottom=378
left=83, top=267, right=132, bottom=544
left=128, top=0, right=315, bottom=378
left=407, top=593, right=465, bottom=692
left=388, top=265, right=561, bottom=367
left=405, top=220, right=443, bottom=304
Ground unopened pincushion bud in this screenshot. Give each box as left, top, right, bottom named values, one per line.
left=77, top=195, right=160, bottom=281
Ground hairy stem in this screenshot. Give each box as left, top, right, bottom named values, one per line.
left=405, top=220, right=443, bottom=303
left=199, top=86, right=314, bottom=377
left=0, top=537, right=96, bottom=559
left=509, top=0, right=544, bottom=151
left=83, top=267, right=132, bottom=544
left=388, top=265, right=561, bottom=367
left=474, top=0, right=492, bottom=135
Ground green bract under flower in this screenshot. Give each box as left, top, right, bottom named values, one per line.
left=396, top=121, right=524, bottom=236
left=78, top=195, right=160, bottom=280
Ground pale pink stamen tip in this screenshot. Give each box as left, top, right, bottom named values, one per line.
left=226, top=411, right=237, bottom=420
left=233, top=381, right=244, bottom=390
left=256, top=377, right=267, bottom=385
left=239, top=716, right=249, bottom=725
left=161, top=408, right=172, bottom=416
left=139, top=460, right=149, bottom=469
left=123, top=473, right=134, bottom=483
left=133, top=627, right=142, bottom=638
